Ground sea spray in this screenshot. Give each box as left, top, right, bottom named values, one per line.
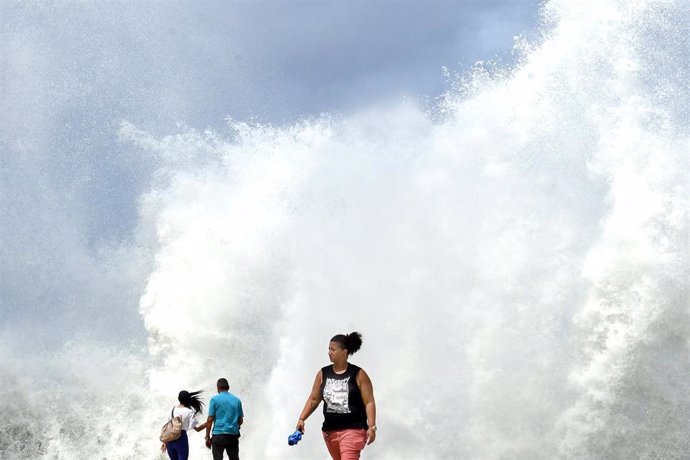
left=1, top=0, right=689, bottom=459
left=129, top=1, right=690, bottom=458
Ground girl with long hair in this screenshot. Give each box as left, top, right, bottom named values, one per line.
left=161, top=390, right=207, bottom=460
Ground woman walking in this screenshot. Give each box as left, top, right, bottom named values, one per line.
left=161, top=390, right=207, bottom=460
left=296, top=332, right=377, bottom=460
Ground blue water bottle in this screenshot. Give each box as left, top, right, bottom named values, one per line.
left=288, top=430, right=303, bottom=446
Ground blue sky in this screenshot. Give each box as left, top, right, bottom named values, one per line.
left=0, top=1, right=540, bottom=347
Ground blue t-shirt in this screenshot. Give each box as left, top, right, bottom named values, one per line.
left=208, top=391, right=243, bottom=435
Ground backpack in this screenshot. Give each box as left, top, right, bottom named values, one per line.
left=159, top=407, right=183, bottom=443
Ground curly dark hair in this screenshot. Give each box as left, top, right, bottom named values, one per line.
left=331, top=331, right=363, bottom=355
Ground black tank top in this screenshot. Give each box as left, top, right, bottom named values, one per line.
left=320, top=364, right=367, bottom=431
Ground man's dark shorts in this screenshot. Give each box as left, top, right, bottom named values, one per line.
left=211, top=434, right=240, bottom=460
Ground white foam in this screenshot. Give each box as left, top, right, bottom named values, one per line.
left=3, top=0, right=689, bottom=458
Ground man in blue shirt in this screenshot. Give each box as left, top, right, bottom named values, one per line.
left=205, top=377, right=244, bottom=460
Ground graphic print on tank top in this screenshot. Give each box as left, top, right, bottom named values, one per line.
left=323, top=376, right=351, bottom=414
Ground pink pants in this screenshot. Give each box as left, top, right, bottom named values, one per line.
left=323, top=429, right=367, bottom=460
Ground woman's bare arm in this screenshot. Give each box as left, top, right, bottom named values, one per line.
left=296, top=370, right=323, bottom=433
left=358, top=369, right=377, bottom=445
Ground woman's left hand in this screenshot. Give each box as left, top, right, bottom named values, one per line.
left=160, top=442, right=167, bottom=452
left=366, top=427, right=376, bottom=445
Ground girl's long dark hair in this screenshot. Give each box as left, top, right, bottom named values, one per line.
left=178, top=390, right=204, bottom=414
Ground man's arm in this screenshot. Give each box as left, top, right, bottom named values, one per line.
left=205, top=416, right=214, bottom=449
